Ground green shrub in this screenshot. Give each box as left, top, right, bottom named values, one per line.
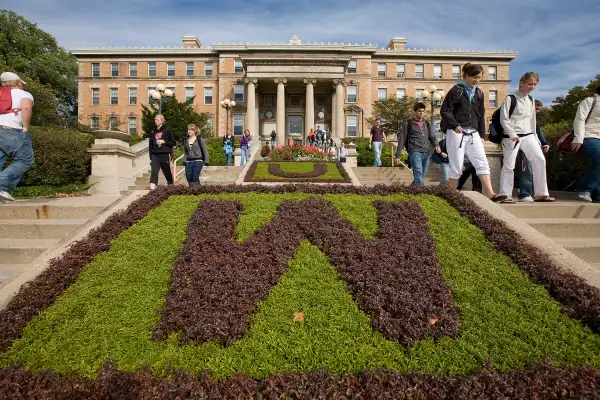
left=206, top=137, right=227, bottom=166
left=20, top=127, right=92, bottom=186
left=343, top=138, right=397, bottom=167
left=12, top=184, right=92, bottom=199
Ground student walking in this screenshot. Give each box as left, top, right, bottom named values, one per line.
left=183, top=124, right=209, bottom=186
left=240, top=129, right=252, bottom=166
left=572, top=86, right=600, bottom=202
left=369, top=117, right=387, bottom=167
left=270, top=129, right=276, bottom=150
left=149, top=114, right=176, bottom=190
left=499, top=72, right=554, bottom=203
left=223, top=128, right=235, bottom=166
left=440, top=63, right=506, bottom=202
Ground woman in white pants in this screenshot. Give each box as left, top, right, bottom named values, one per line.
left=499, top=72, right=555, bottom=202
left=440, top=63, right=506, bottom=202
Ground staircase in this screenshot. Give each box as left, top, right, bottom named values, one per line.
left=352, top=166, right=443, bottom=186
left=502, top=201, right=600, bottom=270
left=0, top=196, right=121, bottom=292
left=128, top=166, right=243, bottom=190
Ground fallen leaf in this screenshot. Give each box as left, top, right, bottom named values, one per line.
left=293, top=312, right=305, bottom=323
left=427, top=316, right=438, bottom=325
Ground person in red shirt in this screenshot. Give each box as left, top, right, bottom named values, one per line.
left=369, top=117, right=387, bottom=167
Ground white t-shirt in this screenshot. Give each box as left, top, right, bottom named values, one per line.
left=0, top=88, right=34, bottom=130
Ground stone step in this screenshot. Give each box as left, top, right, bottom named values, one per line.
left=0, top=239, right=60, bottom=264
left=591, top=263, right=600, bottom=272
left=502, top=203, right=600, bottom=219
left=0, top=205, right=107, bottom=220
left=553, top=237, right=600, bottom=264
left=0, top=264, right=27, bottom=289
left=523, top=218, right=600, bottom=238
left=0, top=219, right=88, bottom=239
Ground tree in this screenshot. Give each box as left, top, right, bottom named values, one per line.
left=536, top=106, right=551, bottom=127
left=0, top=10, right=78, bottom=125
left=549, top=74, right=600, bottom=124
left=141, top=96, right=212, bottom=142
left=366, top=96, right=420, bottom=136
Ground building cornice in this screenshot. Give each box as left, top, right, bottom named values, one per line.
left=374, top=49, right=518, bottom=60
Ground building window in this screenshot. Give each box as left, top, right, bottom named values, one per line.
left=290, top=95, right=301, bottom=106
left=416, top=88, right=425, bottom=98
left=167, top=62, right=175, bottom=77
left=110, top=88, right=118, bottom=105
left=346, top=115, right=358, bottom=137
left=204, top=62, right=213, bottom=76
left=434, top=65, right=442, bottom=79
left=204, top=87, right=213, bottom=104
left=489, top=90, right=497, bottom=108
left=264, top=94, right=275, bottom=106
left=185, top=87, right=194, bottom=102
left=148, top=62, right=156, bottom=77
left=396, top=88, right=406, bottom=99
left=148, top=87, right=155, bottom=103
left=377, top=63, right=386, bottom=77
left=396, top=64, right=405, bottom=77
left=452, top=65, right=461, bottom=79
left=128, top=117, right=137, bottom=135
left=90, top=117, right=99, bottom=130
left=108, top=116, right=118, bottom=131
left=234, top=59, right=244, bottom=73
left=233, top=84, right=244, bottom=102
left=488, top=66, right=497, bottom=80
left=346, top=85, right=357, bottom=103
left=233, top=114, right=244, bottom=136
left=92, top=63, right=100, bottom=77
left=186, top=62, right=194, bottom=77
left=415, top=64, right=424, bottom=79
left=91, top=88, right=100, bottom=106
left=128, top=87, right=137, bottom=105
left=129, top=63, right=137, bottom=77
left=316, top=95, right=326, bottom=106
left=377, top=88, right=387, bottom=102
left=111, top=63, right=119, bottom=77
left=347, top=60, right=357, bottom=74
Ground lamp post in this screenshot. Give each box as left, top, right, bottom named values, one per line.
left=420, top=85, right=445, bottom=137
left=148, top=84, right=173, bottom=114
left=220, top=98, right=236, bottom=135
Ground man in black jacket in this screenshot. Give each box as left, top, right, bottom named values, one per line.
left=149, top=114, right=176, bottom=189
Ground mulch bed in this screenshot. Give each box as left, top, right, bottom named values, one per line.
left=244, top=161, right=351, bottom=183
left=153, top=197, right=458, bottom=347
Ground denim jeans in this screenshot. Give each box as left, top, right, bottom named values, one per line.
left=240, top=147, right=250, bottom=166
left=372, top=141, right=383, bottom=167
left=577, top=137, right=600, bottom=201
left=225, top=152, right=233, bottom=166
left=184, top=160, right=204, bottom=185
left=439, top=162, right=449, bottom=184
left=409, top=151, right=430, bottom=186
left=270, top=139, right=276, bottom=150
left=0, top=127, right=35, bottom=192
left=516, top=150, right=534, bottom=198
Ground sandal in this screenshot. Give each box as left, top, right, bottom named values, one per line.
left=490, top=194, right=508, bottom=203
left=533, top=196, right=556, bottom=202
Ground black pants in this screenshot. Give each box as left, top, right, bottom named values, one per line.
left=457, top=164, right=482, bottom=193
left=150, top=153, right=174, bottom=185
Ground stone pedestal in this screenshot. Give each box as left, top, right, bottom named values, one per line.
left=345, top=146, right=358, bottom=168
left=484, top=142, right=502, bottom=193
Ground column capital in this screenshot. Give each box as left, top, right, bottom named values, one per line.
left=274, top=78, right=288, bottom=84
left=303, top=78, right=317, bottom=85
left=333, top=78, right=345, bottom=86
left=244, top=78, right=258, bottom=85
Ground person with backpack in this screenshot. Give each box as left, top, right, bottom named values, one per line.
left=498, top=72, right=554, bottom=203
left=148, top=114, right=176, bottom=190
left=223, top=128, right=235, bottom=166
left=431, top=133, right=449, bottom=184
left=183, top=123, right=209, bottom=186
left=0, top=72, right=34, bottom=202
left=440, top=63, right=506, bottom=202
left=395, top=102, right=441, bottom=186
left=572, top=85, right=600, bottom=202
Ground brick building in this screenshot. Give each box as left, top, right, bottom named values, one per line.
left=71, top=35, right=517, bottom=144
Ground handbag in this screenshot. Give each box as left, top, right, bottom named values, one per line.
left=557, top=96, right=596, bottom=152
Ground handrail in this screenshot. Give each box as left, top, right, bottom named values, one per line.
left=173, top=154, right=186, bottom=180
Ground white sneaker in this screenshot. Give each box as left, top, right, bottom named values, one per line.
left=149, top=183, right=156, bottom=190
left=0, top=191, right=15, bottom=202
left=578, top=192, right=592, bottom=202
left=519, top=196, right=534, bottom=203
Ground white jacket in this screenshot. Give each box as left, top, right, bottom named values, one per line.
left=573, top=94, right=600, bottom=144
left=499, top=91, right=536, bottom=139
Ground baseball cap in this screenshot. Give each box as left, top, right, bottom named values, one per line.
left=0, top=72, right=26, bottom=85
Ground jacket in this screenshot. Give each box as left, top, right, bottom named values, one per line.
left=499, top=91, right=536, bottom=139
left=573, top=94, right=600, bottom=143
left=396, top=119, right=438, bottom=156
left=440, top=84, right=485, bottom=134
left=149, top=125, right=176, bottom=156
left=183, top=137, right=209, bottom=163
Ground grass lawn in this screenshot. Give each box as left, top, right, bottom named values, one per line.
left=250, top=162, right=346, bottom=181
left=2, top=192, right=600, bottom=381
left=12, top=183, right=92, bottom=199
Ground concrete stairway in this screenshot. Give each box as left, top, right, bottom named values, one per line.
left=128, top=166, right=243, bottom=189
left=502, top=202, right=600, bottom=270
left=352, top=166, right=443, bottom=186
left=0, top=196, right=121, bottom=291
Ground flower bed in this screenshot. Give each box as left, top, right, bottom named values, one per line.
left=245, top=161, right=351, bottom=183
left=2, top=185, right=600, bottom=397
left=268, top=144, right=333, bottom=162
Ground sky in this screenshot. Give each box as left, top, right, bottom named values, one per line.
left=4, top=0, right=599, bottom=105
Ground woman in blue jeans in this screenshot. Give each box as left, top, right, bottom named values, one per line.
left=572, top=86, right=600, bottom=203
left=183, top=124, right=209, bottom=185
left=240, top=129, right=252, bottom=166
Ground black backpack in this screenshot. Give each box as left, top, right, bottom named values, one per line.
left=440, top=86, right=482, bottom=134
left=489, top=94, right=533, bottom=144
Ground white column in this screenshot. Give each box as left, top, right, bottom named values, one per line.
left=245, top=78, right=257, bottom=137
left=304, top=79, right=315, bottom=145
left=255, top=89, right=260, bottom=139
left=275, top=78, right=286, bottom=146
left=335, top=79, right=345, bottom=137
left=331, top=90, right=337, bottom=135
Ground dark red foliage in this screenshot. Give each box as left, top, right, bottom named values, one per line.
left=154, top=197, right=458, bottom=346
left=2, top=362, right=600, bottom=399
left=245, top=161, right=351, bottom=183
